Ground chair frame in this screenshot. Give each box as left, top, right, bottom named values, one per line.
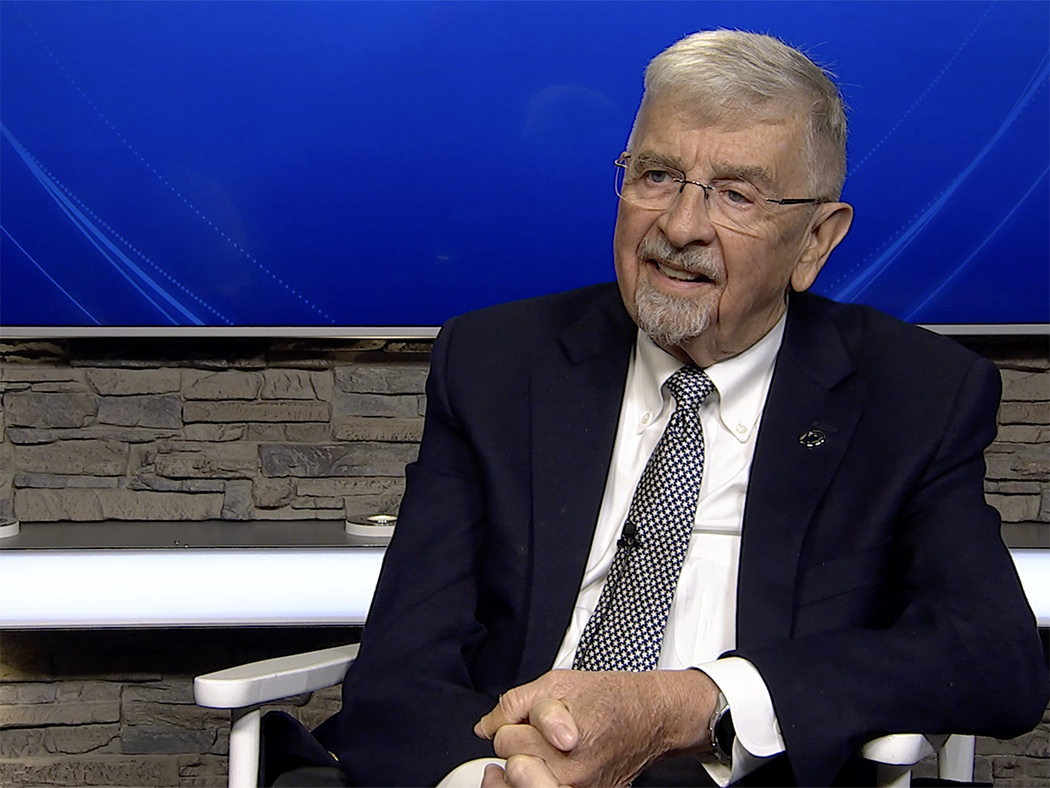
left=195, top=644, right=974, bottom=788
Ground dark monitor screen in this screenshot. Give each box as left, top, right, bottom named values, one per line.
left=2, top=1, right=1047, bottom=334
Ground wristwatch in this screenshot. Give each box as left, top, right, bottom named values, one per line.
left=708, top=692, right=735, bottom=762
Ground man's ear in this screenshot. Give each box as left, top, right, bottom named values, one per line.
left=790, top=202, right=854, bottom=292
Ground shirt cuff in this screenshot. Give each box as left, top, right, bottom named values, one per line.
left=696, top=657, right=786, bottom=785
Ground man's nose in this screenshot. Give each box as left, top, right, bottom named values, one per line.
left=656, top=184, right=718, bottom=248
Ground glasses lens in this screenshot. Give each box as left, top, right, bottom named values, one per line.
left=614, top=156, right=776, bottom=238
left=616, top=158, right=680, bottom=210
left=707, top=181, right=768, bottom=235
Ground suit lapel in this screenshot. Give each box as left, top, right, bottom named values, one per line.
left=736, top=293, right=862, bottom=650
left=519, top=290, right=635, bottom=680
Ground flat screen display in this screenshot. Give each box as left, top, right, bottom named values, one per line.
left=2, top=1, right=1047, bottom=334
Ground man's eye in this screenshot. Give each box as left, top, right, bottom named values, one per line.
left=718, top=186, right=756, bottom=206
left=642, top=168, right=674, bottom=185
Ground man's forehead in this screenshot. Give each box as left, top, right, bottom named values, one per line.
left=631, top=110, right=806, bottom=188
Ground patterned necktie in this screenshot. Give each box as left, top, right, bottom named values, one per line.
left=573, top=365, right=715, bottom=672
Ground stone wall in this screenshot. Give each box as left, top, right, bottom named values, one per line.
left=0, top=338, right=431, bottom=525
left=0, top=335, right=1047, bottom=786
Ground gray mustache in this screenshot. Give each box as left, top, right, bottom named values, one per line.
left=637, top=235, right=720, bottom=281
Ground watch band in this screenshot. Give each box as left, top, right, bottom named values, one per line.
left=708, top=692, right=735, bottom=762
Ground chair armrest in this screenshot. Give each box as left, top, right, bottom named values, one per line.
left=194, top=644, right=359, bottom=709
left=862, top=733, right=947, bottom=765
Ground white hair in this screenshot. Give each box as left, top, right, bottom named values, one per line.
left=629, top=30, right=848, bottom=199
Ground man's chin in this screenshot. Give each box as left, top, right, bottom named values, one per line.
left=634, top=289, right=713, bottom=349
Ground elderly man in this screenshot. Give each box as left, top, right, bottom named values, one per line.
left=270, top=29, right=1047, bottom=788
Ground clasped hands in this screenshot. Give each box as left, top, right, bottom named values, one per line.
left=473, top=669, right=720, bottom=788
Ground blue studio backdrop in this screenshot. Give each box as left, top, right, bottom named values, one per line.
left=1, top=1, right=1047, bottom=331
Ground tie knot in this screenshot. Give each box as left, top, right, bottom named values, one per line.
left=664, top=366, right=715, bottom=413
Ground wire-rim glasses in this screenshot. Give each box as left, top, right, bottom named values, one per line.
left=614, top=153, right=828, bottom=236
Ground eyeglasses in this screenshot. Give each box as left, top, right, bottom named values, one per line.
left=614, top=153, right=828, bottom=237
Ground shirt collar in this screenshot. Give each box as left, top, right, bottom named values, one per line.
left=633, top=312, right=787, bottom=443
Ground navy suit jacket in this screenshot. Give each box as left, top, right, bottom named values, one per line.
left=312, top=284, right=1046, bottom=787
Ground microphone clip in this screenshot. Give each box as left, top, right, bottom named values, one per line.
left=618, top=521, right=642, bottom=549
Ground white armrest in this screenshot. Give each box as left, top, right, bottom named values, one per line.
left=194, top=643, right=359, bottom=709
left=862, top=733, right=945, bottom=765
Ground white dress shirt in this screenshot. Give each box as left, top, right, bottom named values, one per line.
left=551, top=315, right=788, bottom=784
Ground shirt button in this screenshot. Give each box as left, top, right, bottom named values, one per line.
left=641, top=412, right=652, bottom=425
left=735, top=424, right=748, bottom=435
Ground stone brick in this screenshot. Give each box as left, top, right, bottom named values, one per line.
left=125, top=475, right=226, bottom=493
left=990, top=754, right=1050, bottom=781
left=122, top=701, right=226, bottom=729
left=997, top=424, right=1050, bottom=444
left=0, top=366, right=85, bottom=385
left=978, top=725, right=1050, bottom=758
left=176, top=753, right=229, bottom=783
left=151, top=443, right=259, bottom=479
left=999, top=401, right=1050, bottom=425
left=985, top=445, right=1050, bottom=481
left=1001, top=369, right=1050, bottom=402
left=183, top=400, right=329, bottom=423
left=13, top=474, right=119, bottom=489
left=259, top=443, right=417, bottom=478
left=6, top=426, right=180, bottom=444
left=96, top=395, right=181, bottom=428
left=3, top=392, right=97, bottom=428
left=0, top=754, right=179, bottom=786
left=221, top=479, right=253, bottom=520
left=0, top=699, right=120, bottom=727
left=334, top=363, right=429, bottom=394
left=261, top=369, right=330, bottom=400
left=295, top=477, right=405, bottom=498
left=122, top=725, right=222, bottom=756
left=14, top=489, right=224, bottom=522
left=183, top=423, right=248, bottom=442
left=14, top=488, right=105, bottom=521
left=13, top=441, right=126, bottom=475
left=0, top=681, right=121, bottom=705
left=985, top=480, right=1044, bottom=494
left=182, top=369, right=263, bottom=400
left=334, top=416, right=424, bottom=442
left=245, top=422, right=332, bottom=442
left=986, top=493, right=1042, bottom=523
left=253, top=506, right=345, bottom=521
left=252, top=478, right=296, bottom=509
left=380, top=341, right=433, bottom=355
left=120, top=681, right=196, bottom=705
left=290, top=496, right=345, bottom=509
left=344, top=493, right=404, bottom=519
left=86, top=369, right=181, bottom=396
left=334, top=392, right=422, bottom=419
left=0, top=724, right=121, bottom=757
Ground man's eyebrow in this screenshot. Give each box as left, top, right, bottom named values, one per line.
left=633, top=151, right=777, bottom=189
left=633, top=150, right=686, bottom=171
left=709, top=161, right=776, bottom=189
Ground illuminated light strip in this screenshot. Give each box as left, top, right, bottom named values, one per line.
left=0, top=549, right=385, bottom=628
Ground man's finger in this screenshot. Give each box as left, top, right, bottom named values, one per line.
left=503, top=755, right=564, bottom=788
left=474, top=682, right=540, bottom=739
left=527, top=697, right=579, bottom=752
left=492, top=723, right=564, bottom=762
left=480, top=763, right=509, bottom=788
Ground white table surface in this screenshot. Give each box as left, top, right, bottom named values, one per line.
left=0, top=521, right=386, bottom=628
left=1, top=524, right=1046, bottom=629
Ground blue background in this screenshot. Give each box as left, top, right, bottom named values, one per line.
left=1, top=1, right=1047, bottom=330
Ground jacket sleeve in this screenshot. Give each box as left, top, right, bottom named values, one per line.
left=737, top=355, right=1048, bottom=787
left=322, top=317, right=503, bottom=787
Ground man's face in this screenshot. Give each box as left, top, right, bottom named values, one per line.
left=614, top=102, right=846, bottom=366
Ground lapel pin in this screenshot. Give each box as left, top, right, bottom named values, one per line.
left=799, top=428, right=826, bottom=448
